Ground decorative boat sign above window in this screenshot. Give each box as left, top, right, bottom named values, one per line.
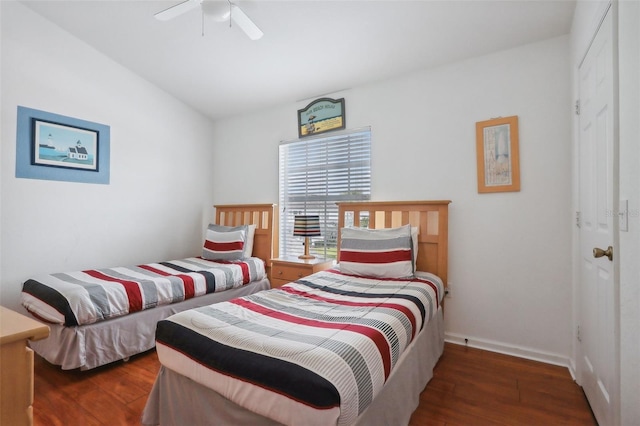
left=297, top=97, right=345, bottom=138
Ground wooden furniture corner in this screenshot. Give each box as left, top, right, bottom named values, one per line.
left=0, top=306, right=50, bottom=426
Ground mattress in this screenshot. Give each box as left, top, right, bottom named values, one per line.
left=152, top=269, right=444, bottom=426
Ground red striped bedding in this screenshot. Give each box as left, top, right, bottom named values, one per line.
left=154, top=268, right=443, bottom=426
left=21, top=257, right=266, bottom=326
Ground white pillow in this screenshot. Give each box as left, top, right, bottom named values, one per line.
left=244, top=224, right=257, bottom=258
left=411, top=226, right=418, bottom=272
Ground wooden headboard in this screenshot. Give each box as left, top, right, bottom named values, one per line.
left=336, top=200, right=451, bottom=286
left=214, top=204, right=279, bottom=265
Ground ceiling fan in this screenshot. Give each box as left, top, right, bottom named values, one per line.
left=155, top=0, right=263, bottom=40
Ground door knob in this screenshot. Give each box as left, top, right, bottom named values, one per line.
left=593, top=246, right=613, bottom=261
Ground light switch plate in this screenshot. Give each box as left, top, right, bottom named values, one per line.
left=620, top=199, right=628, bottom=232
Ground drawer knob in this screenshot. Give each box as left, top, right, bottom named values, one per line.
left=278, top=270, right=283, bottom=275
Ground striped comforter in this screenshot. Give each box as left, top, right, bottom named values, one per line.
left=21, top=257, right=266, bottom=327
left=155, top=269, right=443, bottom=426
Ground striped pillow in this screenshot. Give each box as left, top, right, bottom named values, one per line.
left=339, top=224, right=414, bottom=278
left=202, top=224, right=247, bottom=261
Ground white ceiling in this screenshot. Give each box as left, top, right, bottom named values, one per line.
left=21, top=0, right=576, bottom=121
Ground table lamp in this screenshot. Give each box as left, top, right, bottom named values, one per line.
left=293, top=215, right=321, bottom=259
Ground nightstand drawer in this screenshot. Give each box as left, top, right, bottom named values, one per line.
left=269, top=257, right=334, bottom=289
left=272, top=264, right=309, bottom=282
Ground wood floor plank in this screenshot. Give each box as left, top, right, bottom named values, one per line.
left=34, top=372, right=103, bottom=426
left=33, top=343, right=596, bottom=426
left=87, top=371, right=149, bottom=406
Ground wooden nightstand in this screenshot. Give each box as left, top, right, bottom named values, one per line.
left=0, top=306, right=50, bottom=426
left=270, top=256, right=334, bottom=288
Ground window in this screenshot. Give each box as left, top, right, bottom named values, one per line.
left=279, top=127, right=371, bottom=259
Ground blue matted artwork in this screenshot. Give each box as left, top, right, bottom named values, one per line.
left=16, top=106, right=110, bottom=184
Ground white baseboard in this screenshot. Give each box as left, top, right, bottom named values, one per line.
left=567, top=358, right=578, bottom=381
left=445, top=332, right=573, bottom=371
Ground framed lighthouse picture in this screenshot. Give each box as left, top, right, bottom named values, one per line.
left=32, top=119, right=99, bottom=171
left=16, top=106, right=110, bottom=184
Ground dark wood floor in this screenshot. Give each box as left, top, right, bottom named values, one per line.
left=33, top=349, right=161, bottom=425
left=409, top=343, right=597, bottom=425
left=33, top=342, right=597, bottom=426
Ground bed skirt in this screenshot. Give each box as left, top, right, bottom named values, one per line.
left=141, top=306, right=444, bottom=426
left=29, top=278, right=271, bottom=370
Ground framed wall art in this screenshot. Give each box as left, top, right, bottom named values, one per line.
left=15, top=106, right=110, bottom=184
left=32, top=119, right=99, bottom=171
left=297, top=97, right=345, bottom=138
left=475, top=115, right=520, bottom=193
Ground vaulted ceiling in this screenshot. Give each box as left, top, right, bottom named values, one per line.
left=21, top=0, right=576, bottom=121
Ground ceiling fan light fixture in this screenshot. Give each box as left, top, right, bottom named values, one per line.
left=202, top=0, right=230, bottom=22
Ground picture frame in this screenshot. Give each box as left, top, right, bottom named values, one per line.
left=297, top=97, right=345, bottom=138
left=32, top=119, right=99, bottom=171
left=475, top=115, right=520, bottom=193
left=16, top=106, right=110, bottom=185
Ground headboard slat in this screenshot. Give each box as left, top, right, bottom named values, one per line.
left=336, top=200, right=451, bottom=287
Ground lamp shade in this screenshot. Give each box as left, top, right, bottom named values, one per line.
left=293, top=215, right=321, bottom=237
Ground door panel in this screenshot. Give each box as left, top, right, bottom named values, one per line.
left=578, top=7, right=617, bottom=426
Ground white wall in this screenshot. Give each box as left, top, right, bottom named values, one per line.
left=617, top=0, right=640, bottom=423
left=0, top=2, right=217, bottom=311
left=212, top=36, right=574, bottom=363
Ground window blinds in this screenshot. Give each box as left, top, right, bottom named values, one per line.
left=278, top=127, right=371, bottom=259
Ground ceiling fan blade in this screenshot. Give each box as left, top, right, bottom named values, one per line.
left=230, top=4, right=263, bottom=40
left=155, top=0, right=202, bottom=21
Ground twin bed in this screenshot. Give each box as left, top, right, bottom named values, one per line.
left=142, top=200, right=451, bottom=426
left=21, top=200, right=450, bottom=425
left=20, top=204, right=278, bottom=370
